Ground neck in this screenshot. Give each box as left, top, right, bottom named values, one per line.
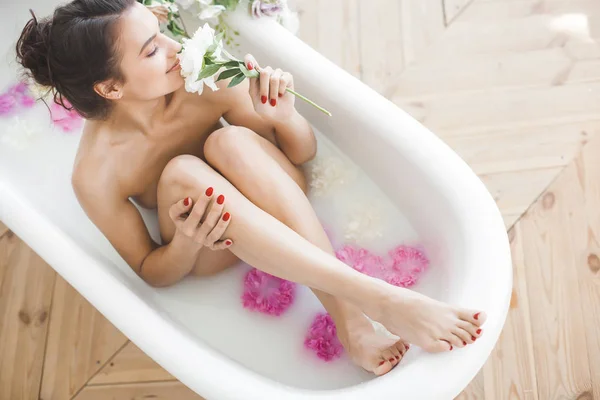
left=110, top=95, right=169, bottom=135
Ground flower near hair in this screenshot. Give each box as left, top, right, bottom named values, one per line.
left=0, top=116, right=41, bottom=149
left=178, top=23, right=331, bottom=115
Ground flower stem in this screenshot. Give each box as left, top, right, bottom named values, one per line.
left=285, top=88, right=332, bottom=116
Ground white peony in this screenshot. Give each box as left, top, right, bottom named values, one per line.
left=178, top=23, right=224, bottom=94
left=175, top=0, right=196, bottom=9
left=198, top=4, right=226, bottom=25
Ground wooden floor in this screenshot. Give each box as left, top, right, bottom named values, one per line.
left=1, top=0, right=600, bottom=398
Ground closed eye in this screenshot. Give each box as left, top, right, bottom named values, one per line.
left=147, top=45, right=158, bottom=57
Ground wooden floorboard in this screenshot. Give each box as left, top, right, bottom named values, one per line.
left=39, top=277, right=128, bottom=400
left=0, top=231, right=56, bottom=400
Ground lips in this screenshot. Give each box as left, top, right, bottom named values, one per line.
left=167, top=58, right=181, bottom=73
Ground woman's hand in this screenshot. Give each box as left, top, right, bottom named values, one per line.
left=169, top=190, right=233, bottom=251
left=244, top=54, right=296, bottom=123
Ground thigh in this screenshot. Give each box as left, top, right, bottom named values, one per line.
left=156, top=155, right=239, bottom=277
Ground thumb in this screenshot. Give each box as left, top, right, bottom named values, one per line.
left=169, top=197, right=193, bottom=222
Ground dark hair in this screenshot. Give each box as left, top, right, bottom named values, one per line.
left=15, top=0, right=136, bottom=120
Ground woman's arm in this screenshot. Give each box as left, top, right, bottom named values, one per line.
left=72, top=173, right=230, bottom=287
left=210, top=55, right=316, bottom=165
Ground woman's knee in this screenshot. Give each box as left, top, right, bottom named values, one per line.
left=204, top=126, right=308, bottom=193
left=159, top=154, right=214, bottom=192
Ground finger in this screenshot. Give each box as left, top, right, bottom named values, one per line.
left=169, top=197, right=193, bottom=222
left=259, top=66, right=273, bottom=105
left=269, top=69, right=282, bottom=105
left=205, top=211, right=232, bottom=245
left=244, top=54, right=259, bottom=71
left=195, top=193, right=225, bottom=243
left=183, top=187, right=213, bottom=232
left=279, top=72, right=293, bottom=97
left=210, top=238, right=234, bottom=251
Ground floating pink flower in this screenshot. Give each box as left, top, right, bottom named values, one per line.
left=241, top=268, right=296, bottom=316
left=50, top=100, right=83, bottom=133
left=335, top=245, right=383, bottom=273
left=336, top=244, right=429, bottom=289
left=388, top=245, right=429, bottom=274
left=304, top=313, right=343, bottom=362
left=0, top=94, right=17, bottom=116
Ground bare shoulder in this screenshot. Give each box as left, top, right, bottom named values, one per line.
left=72, top=122, right=125, bottom=211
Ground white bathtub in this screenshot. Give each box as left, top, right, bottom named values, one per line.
left=0, top=2, right=512, bottom=399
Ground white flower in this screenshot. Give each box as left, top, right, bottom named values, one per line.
left=165, top=2, right=179, bottom=13
left=344, top=201, right=384, bottom=244
left=175, top=0, right=196, bottom=9
left=279, top=8, right=299, bottom=34
left=197, top=4, right=226, bottom=25
left=178, top=23, right=224, bottom=94
left=0, top=116, right=41, bottom=150
left=308, top=155, right=355, bottom=197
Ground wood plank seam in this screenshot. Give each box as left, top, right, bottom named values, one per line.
left=37, top=270, right=59, bottom=400
left=69, top=340, right=131, bottom=400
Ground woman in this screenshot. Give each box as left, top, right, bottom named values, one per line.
left=16, top=0, right=486, bottom=376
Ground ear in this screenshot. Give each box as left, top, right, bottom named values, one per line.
left=93, top=80, right=123, bottom=100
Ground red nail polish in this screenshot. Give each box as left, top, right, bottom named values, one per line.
left=270, top=98, right=276, bottom=107
left=223, top=212, right=231, bottom=222
left=474, top=313, right=480, bottom=320
left=378, top=361, right=385, bottom=366
left=278, top=93, right=283, bottom=97
left=183, top=197, right=190, bottom=206
left=472, top=336, right=476, bottom=341
left=406, top=344, right=410, bottom=349
left=476, top=329, right=482, bottom=335
left=463, top=341, right=467, bottom=346
left=247, top=62, right=254, bottom=70
left=395, top=355, right=400, bottom=360
left=225, top=240, right=232, bottom=246
left=449, top=345, right=453, bottom=350
left=261, top=95, right=267, bottom=104
left=205, top=187, right=214, bottom=196
left=217, top=195, right=225, bottom=205
left=388, top=358, right=395, bottom=362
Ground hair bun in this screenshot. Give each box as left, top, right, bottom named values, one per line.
left=16, top=10, right=54, bottom=88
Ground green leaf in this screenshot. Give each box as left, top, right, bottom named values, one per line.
left=216, top=68, right=241, bottom=82
left=223, top=60, right=242, bottom=68
left=197, top=63, right=222, bottom=80
left=227, top=72, right=246, bottom=88
left=239, top=63, right=259, bottom=79
left=204, top=57, right=215, bottom=65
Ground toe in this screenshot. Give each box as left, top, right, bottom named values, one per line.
left=395, top=341, right=408, bottom=358
left=374, top=359, right=394, bottom=376
left=423, top=339, right=452, bottom=353
left=452, top=327, right=471, bottom=346
left=459, top=310, right=487, bottom=326
left=389, top=344, right=402, bottom=362
left=458, top=320, right=483, bottom=341
left=382, top=349, right=398, bottom=367
left=445, top=334, right=463, bottom=349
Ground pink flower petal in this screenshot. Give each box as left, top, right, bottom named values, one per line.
left=0, top=94, right=17, bottom=116
left=241, top=268, right=296, bottom=316
left=304, top=313, right=343, bottom=362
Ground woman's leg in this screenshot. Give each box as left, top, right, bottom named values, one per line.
left=204, top=126, right=409, bottom=374
left=156, top=128, right=486, bottom=361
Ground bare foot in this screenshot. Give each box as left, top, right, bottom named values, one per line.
left=363, top=283, right=487, bottom=352
left=337, top=313, right=410, bottom=376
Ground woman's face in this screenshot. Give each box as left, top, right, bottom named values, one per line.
left=116, top=3, right=184, bottom=101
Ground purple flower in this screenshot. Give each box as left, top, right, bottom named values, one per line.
left=251, top=0, right=283, bottom=18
